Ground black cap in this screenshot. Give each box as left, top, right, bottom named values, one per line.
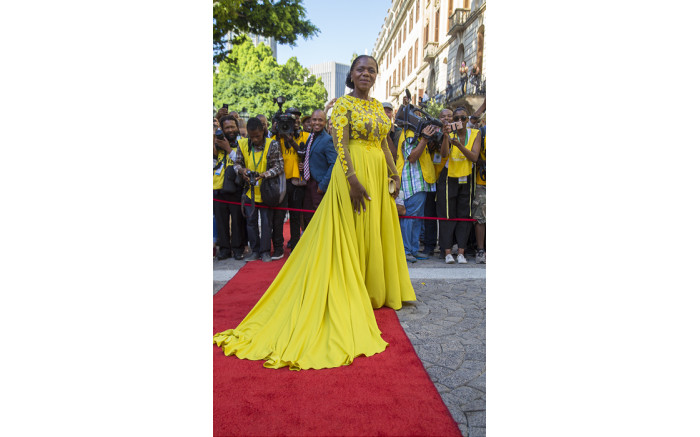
left=285, top=107, right=301, bottom=116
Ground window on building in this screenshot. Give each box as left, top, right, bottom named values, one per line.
left=409, top=11, right=413, bottom=31
left=449, top=0, right=453, bottom=15
left=408, top=48, right=413, bottom=74
left=403, top=22, right=407, bottom=42
left=398, top=29, right=402, bottom=49
left=393, top=70, right=396, bottom=85
left=435, top=9, right=440, bottom=41
left=416, top=0, right=420, bottom=18
left=464, top=0, right=470, bottom=9
left=386, top=81, right=389, bottom=97
left=424, top=24, right=429, bottom=44
left=402, top=57, right=406, bottom=81
left=415, top=40, right=419, bottom=67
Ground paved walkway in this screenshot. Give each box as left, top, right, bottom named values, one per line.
left=213, top=251, right=486, bottom=437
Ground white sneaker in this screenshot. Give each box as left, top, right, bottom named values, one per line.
left=456, top=253, right=468, bottom=264
left=445, top=254, right=456, bottom=264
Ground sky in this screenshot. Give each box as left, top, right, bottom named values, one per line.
left=276, top=0, right=393, bottom=68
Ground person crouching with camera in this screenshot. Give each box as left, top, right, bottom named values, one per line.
left=213, top=114, right=247, bottom=260
left=273, top=107, right=310, bottom=254
left=233, top=117, right=284, bottom=263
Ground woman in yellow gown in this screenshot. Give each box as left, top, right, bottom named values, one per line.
left=213, top=55, right=416, bottom=370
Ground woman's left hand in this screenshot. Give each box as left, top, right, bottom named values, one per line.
left=390, top=175, right=400, bottom=199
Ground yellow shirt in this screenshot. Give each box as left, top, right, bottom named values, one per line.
left=279, top=131, right=310, bottom=179
left=447, top=129, right=480, bottom=179
left=395, top=129, right=438, bottom=184
left=213, top=149, right=233, bottom=190
left=239, top=138, right=272, bottom=203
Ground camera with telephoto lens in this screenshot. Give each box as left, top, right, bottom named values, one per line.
left=245, top=170, right=260, bottom=186
left=395, top=89, right=444, bottom=146
left=269, top=96, right=296, bottom=138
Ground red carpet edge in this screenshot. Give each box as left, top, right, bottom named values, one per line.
left=213, top=252, right=461, bottom=436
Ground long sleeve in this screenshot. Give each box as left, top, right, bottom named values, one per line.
left=265, top=140, right=284, bottom=177
left=319, top=138, right=338, bottom=192
left=232, top=148, right=246, bottom=173
left=382, top=135, right=399, bottom=178
left=330, top=101, right=356, bottom=179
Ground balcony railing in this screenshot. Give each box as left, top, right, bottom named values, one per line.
left=440, top=74, right=486, bottom=104
left=447, top=8, right=469, bottom=36
left=423, top=41, right=438, bottom=61
left=390, top=85, right=401, bottom=97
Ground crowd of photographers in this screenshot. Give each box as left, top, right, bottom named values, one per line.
left=213, top=94, right=485, bottom=265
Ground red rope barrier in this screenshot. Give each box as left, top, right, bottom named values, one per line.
left=213, top=198, right=476, bottom=222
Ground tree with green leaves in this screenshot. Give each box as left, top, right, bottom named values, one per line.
left=213, top=0, right=319, bottom=64
left=214, top=36, right=328, bottom=120
left=420, top=99, right=446, bottom=118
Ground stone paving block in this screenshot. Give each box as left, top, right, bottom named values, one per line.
left=450, top=385, right=484, bottom=402
left=425, top=365, right=454, bottom=382
left=467, top=373, right=486, bottom=392
left=441, top=365, right=484, bottom=390
left=461, top=398, right=486, bottom=412
left=468, top=426, right=486, bottom=437
left=430, top=350, right=465, bottom=370
left=466, top=411, right=486, bottom=428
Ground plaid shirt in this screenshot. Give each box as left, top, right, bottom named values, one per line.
left=232, top=139, right=284, bottom=177
left=400, top=136, right=433, bottom=198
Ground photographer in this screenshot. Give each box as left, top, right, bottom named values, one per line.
left=273, top=107, right=311, bottom=253
left=421, top=108, right=454, bottom=258
left=436, top=107, right=482, bottom=264
left=396, top=122, right=441, bottom=263
left=213, top=115, right=247, bottom=260
left=232, top=117, right=284, bottom=263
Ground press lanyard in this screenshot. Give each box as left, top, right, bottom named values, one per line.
left=250, top=141, right=263, bottom=171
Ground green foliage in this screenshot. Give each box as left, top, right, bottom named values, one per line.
left=421, top=99, right=446, bottom=118
left=214, top=36, right=328, bottom=120
left=213, top=0, right=319, bottom=64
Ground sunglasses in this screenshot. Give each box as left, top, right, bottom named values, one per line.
left=454, top=116, right=468, bottom=121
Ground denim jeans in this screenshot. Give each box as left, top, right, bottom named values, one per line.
left=400, top=191, right=427, bottom=256
left=244, top=198, right=272, bottom=255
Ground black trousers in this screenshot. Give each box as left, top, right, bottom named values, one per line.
left=271, top=192, right=288, bottom=254
left=435, top=170, right=472, bottom=252
left=286, top=180, right=306, bottom=248
left=423, top=190, right=438, bottom=253
left=213, top=189, right=247, bottom=256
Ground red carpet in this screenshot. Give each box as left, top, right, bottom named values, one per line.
left=213, top=242, right=461, bottom=436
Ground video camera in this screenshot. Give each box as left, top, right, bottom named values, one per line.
left=270, top=96, right=296, bottom=137
left=395, top=89, right=444, bottom=146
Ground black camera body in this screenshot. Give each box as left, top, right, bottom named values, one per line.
left=271, top=112, right=296, bottom=137
left=269, top=95, right=297, bottom=138
left=394, top=101, right=444, bottom=146
left=246, top=170, right=260, bottom=186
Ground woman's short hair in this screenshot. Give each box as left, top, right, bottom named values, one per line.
left=345, top=55, right=379, bottom=89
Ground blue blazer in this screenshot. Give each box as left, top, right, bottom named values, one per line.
left=308, top=130, right=337, bottom=192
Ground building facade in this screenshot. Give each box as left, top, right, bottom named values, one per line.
left=371, top=0, right=486, bottom=112
left=308, top=62, right=351, bottom=101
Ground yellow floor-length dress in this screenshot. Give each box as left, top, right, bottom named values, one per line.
left=213, top=95, right=415, bottom=370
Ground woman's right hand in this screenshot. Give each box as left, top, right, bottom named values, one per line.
left=348, top=176, right=371, bottom=214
